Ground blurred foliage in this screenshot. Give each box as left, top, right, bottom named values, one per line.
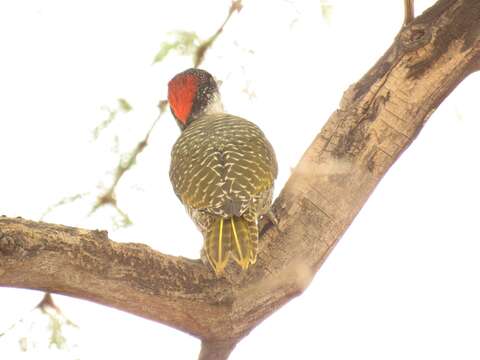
left=118, top=98, right=133, bottom=113
left=41, top=192, right=90, bottom=221
left=194, top=0, right=242, bottom=67
left=320, top=0, right=333, bottom=22
left=0, top=294, right=80, bottom=358
left=92, top=98, right=133, bottom=140
left=153, top=31, right=200, bottom=64
left=153, top=1, right=242, bottom=67
left=89, top=100, right=168, bottom=228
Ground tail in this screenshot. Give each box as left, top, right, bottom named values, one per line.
left=205, top=216, right=258, bottom=274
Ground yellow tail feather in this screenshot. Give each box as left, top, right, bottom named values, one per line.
left=205, top=216, right=258, bottom=274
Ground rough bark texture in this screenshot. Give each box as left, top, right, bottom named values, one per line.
left=1, top=0, right=479, bottom=358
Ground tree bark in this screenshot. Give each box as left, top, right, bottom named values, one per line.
left=1, top=0, right=479, bottom=358
left=199, top=340, right=237, bottom=360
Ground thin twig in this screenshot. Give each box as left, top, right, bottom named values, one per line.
left=404, top=0, right=414, bottom=25
left=194, top=0, right=243, bottom=67
left=90, top=100, right=168, bottom=218
left=40, top=192, right=90, bottom=221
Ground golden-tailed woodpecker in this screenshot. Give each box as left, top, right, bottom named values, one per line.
left=168, top=69, right=277, bottom=274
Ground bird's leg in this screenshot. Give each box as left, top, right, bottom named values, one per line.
left=403, top=0, right=414, bottom=26
left=258, top=209, right=278, bottom=239
left=266, top=209, right=278, bottom=226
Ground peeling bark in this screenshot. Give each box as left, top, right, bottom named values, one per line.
left=1, top=1, right=479, bottom=359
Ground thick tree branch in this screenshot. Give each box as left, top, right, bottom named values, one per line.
left=1, top=0, right=479, bottom=358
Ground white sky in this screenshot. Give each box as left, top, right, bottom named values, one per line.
left=1, top=0, right=480, bottom=359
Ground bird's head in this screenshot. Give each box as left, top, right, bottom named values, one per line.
left=168, top=68, right=223, bottom=129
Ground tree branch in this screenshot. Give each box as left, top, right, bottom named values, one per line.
left=1, top=0, right=479, bottom=358
left=404, top=0, right=415, bottom=25
left=193, top=0, right=243, bottom=68
left=199, top=339, right=237, bottom=360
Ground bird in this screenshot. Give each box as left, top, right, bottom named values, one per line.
left=168, top=68, right=278, bottom=274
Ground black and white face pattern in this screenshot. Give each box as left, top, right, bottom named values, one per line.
left=189, top=69, right=219, bottom=110
left=189, top=69, right=223, bottom=123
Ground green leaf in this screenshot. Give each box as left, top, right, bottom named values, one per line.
left=153, top=42, right=177, bottom=63
left=118, top=98, right=132, bottom=112
left=153, top=31, right=200, bottom=64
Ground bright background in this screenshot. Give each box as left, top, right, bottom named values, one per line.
left=1, top=0, right=480, bottom=359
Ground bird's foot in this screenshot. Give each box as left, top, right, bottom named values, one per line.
left=266, top=209, right=278, bottom=226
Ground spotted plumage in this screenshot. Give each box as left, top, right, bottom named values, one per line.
left=168, top=69, right=277, bottom=274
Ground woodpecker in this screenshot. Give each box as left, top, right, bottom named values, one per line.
left=168, top=68, right=277, bottom=274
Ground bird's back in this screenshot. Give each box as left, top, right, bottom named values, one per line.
left=170, top=113, right=277, bottom=217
